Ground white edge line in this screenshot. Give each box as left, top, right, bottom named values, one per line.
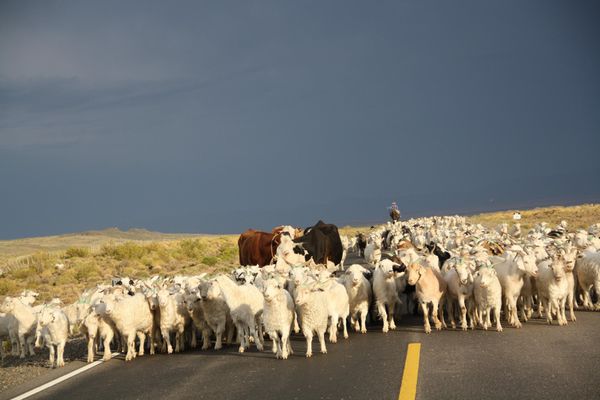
left=9, top=353, right=120, bottom=400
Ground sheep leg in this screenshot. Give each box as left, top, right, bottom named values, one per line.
left=48, top=344, right=55, bottom=367
left=190, top=328, right=197, bottom=349
left=421, top=302, right=431, bottom=334
left=447, top=299, right=456, bottom=329
left=17, top=334, right=26, bottom=358
left=544, top=299, right=553, bottom=325
left=27, top=335, right=36, bottom=356
left=87, top=335, right=96, bottom=363
left=281, top=328, right=291, bottom=359
left=293, top=312, right=300, bottom=334
left=304, top=330, right=313, bottom=358
left=57, top=341, right=65, bottom=367
left=388, top=303, right=397, bottom=330
left=377, top=301, right=389, bottom=333
left=214, top=323, right=225, bottom=350
left=525, top=295, right=533, bottom=319
left=175, top=328, right=183, bottom=353
left=125, top=334, right=136, bottom=361
left=137, top=332, right=146, bottom=356
left=34, top=330, right=42, bottom=348
left=594, top=281, right=600, bottom=310
left=318, top=328, right=327, bottom=354
left=236, top=323, right=246, bottom=353
left=509, top=295, right=521, bottom=328
left=328, top=313, right=339, bottom=343
left=255, top=316, right=265, bottom=349
left=270, top=332, right=279, bottom=355
left=559, top=298, right=568, bottom=326
left=581, top=285, right=594, bottom=310
left=102, top=331, right=113, bottom=361
left=494, top=306, right=503, bottom=332
left=226, top=320, right=235, bottom=345
left=467, top=301, right=475, bottom=330
left=351, top=316, right=359, bottom=331
left=431, top=299, right=442, bottom=330
left=162, top=330, right=173, bottom=354
left=567, top=290, right=576, bottom=322
left=10, top=332, right=19, bottom=356
left=200, top=328, right=211, bottom=350
left=359, top=309, right=368, bottom=334
left=342, top=315, right=349, bottom=339
left=458, top=296, right=468, bottom=331
left=483, top=307, right=491, bottom=330
left=249, top=322, right=263, bottom=351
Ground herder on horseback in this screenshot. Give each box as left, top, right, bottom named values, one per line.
left=388, top=201, right=400, bottom=222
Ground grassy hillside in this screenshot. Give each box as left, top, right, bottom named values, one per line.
left=467, top=203, right=600, bottom=232
left=0, top=204, right=598, bottom=303
left=0, top=231, right=238, bottom=303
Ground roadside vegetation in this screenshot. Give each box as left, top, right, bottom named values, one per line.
left=467, top=203, right=600, bottom=232
left=0, top=204, right=597, bottom=303
left=0, top=235, right=238, bottom=303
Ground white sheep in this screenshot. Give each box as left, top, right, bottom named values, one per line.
left=261, top=279, right=294, bottom=359
left=493, top=249, right=538, bottom=328
left=364, top=238, right=382, bottom=266
left=156, top=289, right=190, bottom=354
left=35, top=306, right=69, bottom=367
left=183, top=292, right=212, bottom=350
left=443, top=260, right=474, bottom=330
left=0, top=297, right=37, bottom=358
left=294, top=284, right=328, bottom=357
left=322, top=278, right=349, bottom=343
left=96, top=293, right=155, bottom=361
left=80, top=307, right=118, bottom=362
left=536, top=256, right=569, bottom=325
left=372, top=259, right=402, bottom=333
left=214, top=275, right=264, bottom=353
left=473, top=267, right=503, bottom=332
left=1, top=313, right=19, bottom=358
left=576, top=250, right=600, bottom=310
left=198, top=280, right=235, bottom=350
left=342, top=264, right=372, bottom=334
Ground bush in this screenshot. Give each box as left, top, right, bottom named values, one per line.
left=73, top=262, right=100, bottom=282
left=30, top=252, right=53, bottom=273
left=178, top=239, right=206, bottom=259
left=65, top=247, right=90, bottom=258
left=201, top=256, right=219, bottom=266
left=102, top=242, right=149, bottom=260
left=0, top=279, right=18, bottom=295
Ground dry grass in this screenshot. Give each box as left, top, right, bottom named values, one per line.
left=467, top=203, right=600, bottom=232
left=0, top=235, right=238, bottom=303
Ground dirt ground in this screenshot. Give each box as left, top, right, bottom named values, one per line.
left=0, top=337, right=86, bottom=392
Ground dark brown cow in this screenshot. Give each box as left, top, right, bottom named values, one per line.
left=238, top=228, right=285, bottom=267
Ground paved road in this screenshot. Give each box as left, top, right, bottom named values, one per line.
left=4, top=312, right=600, bottom=400
left=3, top=254, right=600, bottom=400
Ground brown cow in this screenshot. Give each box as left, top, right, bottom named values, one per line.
left=238, top=228, right=286, bottom=267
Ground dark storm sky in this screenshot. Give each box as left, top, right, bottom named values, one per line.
left=1, top=0, right=599, bottom=239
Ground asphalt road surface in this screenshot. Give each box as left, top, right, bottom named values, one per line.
left=3, top=258, right=600, bottom=400
left=3, top=312, right=600, bottom=400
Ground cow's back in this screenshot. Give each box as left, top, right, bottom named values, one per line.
left=238, top=229, right=277, bottom=267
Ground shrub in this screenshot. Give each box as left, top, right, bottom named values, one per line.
left=201, top=256, right=219, bottom=266
left=102, top=242, right=149, bottom=260
left=0, top=279, right=18, bottom=295
left=65, top=247, right=90, bottom=258
left=178, top=239, right=206, bottom=259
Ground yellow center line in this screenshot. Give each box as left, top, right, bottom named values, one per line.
left=398, top=343, right=421, bottom=400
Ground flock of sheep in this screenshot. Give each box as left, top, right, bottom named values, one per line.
left=2, top=215, right=600, bottom=367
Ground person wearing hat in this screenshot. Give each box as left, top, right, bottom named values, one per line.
left=388, top=201, right=400, bottom=222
